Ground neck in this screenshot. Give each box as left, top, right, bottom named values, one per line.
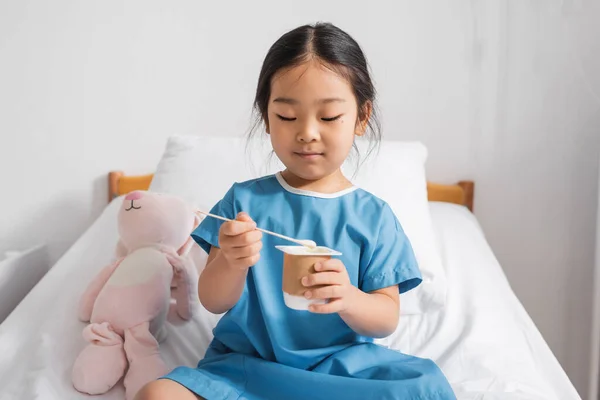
left=280, top=169, right=353, bottom=194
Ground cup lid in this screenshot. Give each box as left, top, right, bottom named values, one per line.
left=275, top=245, right=342, bottom=256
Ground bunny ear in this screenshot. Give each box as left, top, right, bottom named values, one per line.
left=178, top=236, right=195, bottom=256
left=178, top=213, right=201, bottom=256
left=115, top=239, right=129, bottom=259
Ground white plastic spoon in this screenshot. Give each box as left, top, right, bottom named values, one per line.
left=195, top=210, right=317, bottom=249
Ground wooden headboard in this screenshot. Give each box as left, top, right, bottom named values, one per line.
left=109, top=171, right=474, bottom=211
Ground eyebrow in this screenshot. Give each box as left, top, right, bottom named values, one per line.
left=272, top=97, right=347, bottom=105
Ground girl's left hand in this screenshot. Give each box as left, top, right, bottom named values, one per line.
left=301, top=259, right=360, bottom=314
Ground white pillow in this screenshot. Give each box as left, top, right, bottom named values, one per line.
left=343, top=139, right=447, bottom=315
left=149, top=135, right=282, bottom=211
left=150, top=135, right=446, bottom=315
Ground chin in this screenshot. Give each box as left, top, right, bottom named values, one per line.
left=287, top=165, right=333, bottom=181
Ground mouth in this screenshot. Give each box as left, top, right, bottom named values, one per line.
left=294, top=151, right=324, bottom=160
left=125, top=200, right=142, bottom=211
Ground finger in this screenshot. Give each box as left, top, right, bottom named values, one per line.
left=309, top=299, right=344, bottom=314
left=314, top=259, right=345, bottom=273
left=233, top=253, right=261, bottom=269
left=228, top=241, right=263, bottom=260
left=221, top=219, right=257, bottom=236
left=226, top=230, right=263, bottom=248
left=236, top=212, right=253, bottom=222
left=304, top=285, right=343, bottom=300
left=302, top=272, right=343, bottom=287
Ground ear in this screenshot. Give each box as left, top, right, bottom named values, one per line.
left=115, top=239, right=128, bottom=258
left=178, top=214, right=201, bottom=256
left=193, top=213, right=201, bottom=230
left=355, top=102, right=373, bottom=136
left=178, top=237, right=195, bottom=257
left=263, top=111, right=270, bottom=134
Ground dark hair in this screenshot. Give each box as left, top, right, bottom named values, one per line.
left=248, top=22, right=382, bottom=168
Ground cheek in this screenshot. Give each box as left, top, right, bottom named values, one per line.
left=326, top=119, right=357, bottom=145
left=322, top=126, right=356, bottom=161
left=269, top=120, right=294, bottom=140
left=268, top=125, right=293, bottom=155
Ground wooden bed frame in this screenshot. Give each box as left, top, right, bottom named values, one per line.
left=108, top=171, right=475, bottom=211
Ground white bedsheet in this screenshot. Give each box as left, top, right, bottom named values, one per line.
left=0, top=200, right=580, bottom=400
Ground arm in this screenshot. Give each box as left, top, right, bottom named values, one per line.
left=163, top=250, right=199, bottom=320
left=197, top=247, right=249, bottom=314
left=302, top=260, right=400, bottom=338
left=197, top=212, right=262, bottom=314
left=338, top=286, right=399, bottom=338
left=78, top=260, right=122, bottom=322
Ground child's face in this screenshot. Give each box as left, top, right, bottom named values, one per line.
left=266, top=60, right=366, bottom=182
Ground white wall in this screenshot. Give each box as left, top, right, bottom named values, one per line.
left=472, top=2, right=600, bottom=396
left=590, top=157, right=600, bottom=399
left=1, top=0, right=599, bottom=396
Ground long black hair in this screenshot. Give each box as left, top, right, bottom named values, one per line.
left=249, top=22, right=382, bottom=167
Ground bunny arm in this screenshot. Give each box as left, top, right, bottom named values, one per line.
left=164, top=251, right=198, bottom=320
left=174, top=258, right=198, bottom=320
left=78, top=259, right=123, bottom=322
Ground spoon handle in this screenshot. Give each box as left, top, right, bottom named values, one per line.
left=195, top=210, right=315, bottom=248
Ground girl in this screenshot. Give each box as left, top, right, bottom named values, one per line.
left=136, top=22, right=455, bottom=400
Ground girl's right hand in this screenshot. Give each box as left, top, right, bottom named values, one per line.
left=218, top=212, right=263, bottom=270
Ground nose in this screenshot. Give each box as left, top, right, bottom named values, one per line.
left=296, top=120, right=319, bottom=143
left=125, top=191, right=143, bottom=201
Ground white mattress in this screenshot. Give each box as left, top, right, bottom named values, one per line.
left=0, top=200, right=580, bottom=400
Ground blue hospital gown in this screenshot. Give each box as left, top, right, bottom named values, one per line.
left=163, top=173, right=455, bottom=400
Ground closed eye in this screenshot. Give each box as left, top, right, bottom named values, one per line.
left=276, top=114, right=296, bottom=122
left=322, top=114, right=343, bottom=122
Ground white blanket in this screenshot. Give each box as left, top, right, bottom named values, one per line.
left=0, top=200, right=580, bottom=399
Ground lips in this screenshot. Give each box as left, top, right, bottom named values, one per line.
left=294, top=151, right=324, bottom=160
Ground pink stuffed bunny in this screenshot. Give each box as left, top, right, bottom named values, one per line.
left=72, top=190, right=200, bottom=400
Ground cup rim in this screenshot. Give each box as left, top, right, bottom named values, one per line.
left=275, top=245, right=342, bottom=256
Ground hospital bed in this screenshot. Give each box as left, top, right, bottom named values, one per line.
left=0, top=142, right=581, bottom=400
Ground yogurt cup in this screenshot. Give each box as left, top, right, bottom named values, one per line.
left=275, top=245, right=342, bottom=310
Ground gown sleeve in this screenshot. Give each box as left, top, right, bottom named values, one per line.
left=359, top=203, right=422, bottom=294
left=191, top=184, right=237, bottom=253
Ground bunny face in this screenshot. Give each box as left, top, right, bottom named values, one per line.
left=117, top=191, right=198, bottom=253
